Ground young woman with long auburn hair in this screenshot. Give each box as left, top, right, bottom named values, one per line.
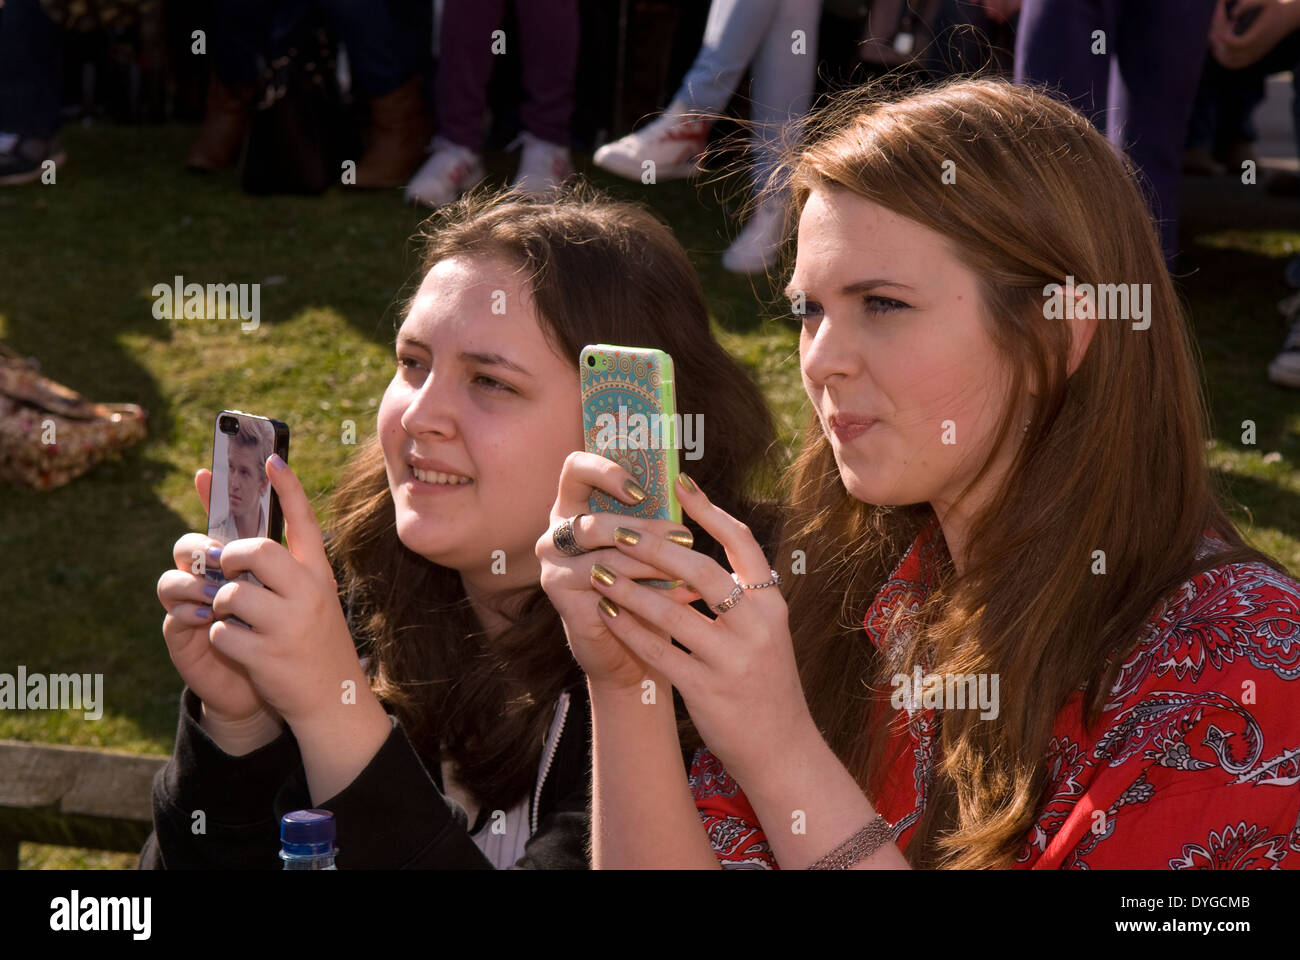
left=141, top=185, right=776, bottom=869
left=540, top=77, right=1300, bottom=869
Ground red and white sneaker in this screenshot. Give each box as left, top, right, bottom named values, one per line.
left=593, top=100, right=710, bottom=182
left=509, top=131, right=573, bottom=196
left=404, top=137, right=486, bottom=208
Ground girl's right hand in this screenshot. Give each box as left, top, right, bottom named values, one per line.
left=157, top=469, right=279, bottom=730
left=536, top=452, right=701, bottom=693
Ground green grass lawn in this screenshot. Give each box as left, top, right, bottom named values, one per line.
left=1, top=122, right=1297, bottom=868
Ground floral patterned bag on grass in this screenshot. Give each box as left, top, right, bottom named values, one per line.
left=0, top=344, right=147, bottom=491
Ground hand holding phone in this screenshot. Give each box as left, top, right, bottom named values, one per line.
left=156, top=469, right=279, bottom=744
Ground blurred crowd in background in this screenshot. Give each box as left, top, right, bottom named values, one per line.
left=2, top=0, right=1299, bottom=385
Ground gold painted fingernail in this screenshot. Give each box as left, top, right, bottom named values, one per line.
left=623, top=479, right=647, bottom=503
left=666, top=529, right=694, bottom=548
left=678, top=473, right=698, bottom=493
left=635, top=578, right=686, bottom=590
left=613, top=527, right=641, bottom=546
left=598, top=597, right=620, bottom=618
left=591, top=563, right=617, bottom=586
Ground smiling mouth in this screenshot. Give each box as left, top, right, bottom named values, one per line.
left=411, top=465, right=473, bottom=485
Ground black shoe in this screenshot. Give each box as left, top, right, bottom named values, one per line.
left=0, top=134, right=67, bottom=186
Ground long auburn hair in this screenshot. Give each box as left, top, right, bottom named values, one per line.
left=325, top=184, right=776, bottom=812
left=771, top=78, right=1291, bottom=868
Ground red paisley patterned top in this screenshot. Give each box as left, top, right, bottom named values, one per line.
left=689, top=527, right=1300, bottom=869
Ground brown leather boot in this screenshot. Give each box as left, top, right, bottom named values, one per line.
left=354, top=76, right=433, bottom=188
left=186, top=75, right=256, bottom=171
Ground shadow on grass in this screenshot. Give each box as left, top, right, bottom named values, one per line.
left=0, top=449, right=197, bottom=751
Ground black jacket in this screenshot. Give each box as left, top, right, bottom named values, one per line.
left=138, top=680, right=592, bottom=869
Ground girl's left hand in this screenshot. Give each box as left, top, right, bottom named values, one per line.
left=589, top=474, right=820, bottom=786
left=207, top=455, right=375, bottom=734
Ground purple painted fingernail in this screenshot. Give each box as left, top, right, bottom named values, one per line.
left=269, top=454, right=285, bottom=470
left=207, top=545, right=223, bottom=564
left=196, top=606, right=212, bottom=620
left=202, top=583, right=219, bottom=600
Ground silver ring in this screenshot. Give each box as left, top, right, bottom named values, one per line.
left=709, top=584, right=744, bottom=615
left=732, top=569, right=781, bottom=590
left=552, top=515, right=589, bottom=557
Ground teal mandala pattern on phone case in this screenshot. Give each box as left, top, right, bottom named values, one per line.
left=580, top=346, right=679, bottom=522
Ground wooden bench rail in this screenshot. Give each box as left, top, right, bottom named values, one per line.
left=0, top=739, right=168, bottom=868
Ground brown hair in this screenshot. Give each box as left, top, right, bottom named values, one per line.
left=771, top=78, right=1290, bottom=868
left=325, top=184, right=777, bottom=811
left=232, top=418, right=273, bottom=460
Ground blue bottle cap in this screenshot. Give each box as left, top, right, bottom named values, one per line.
left=280, top=809, right=336, bottom=857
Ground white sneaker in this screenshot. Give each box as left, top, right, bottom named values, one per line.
left=593, top=100, right=709, bottom=182
left=1267, top=311, right=1300, bottom=389
left=509, top=131, right=573, bottom=195
left=404, top=137, right=486, bottom=208
left=721, top=201, right=789, bottom=274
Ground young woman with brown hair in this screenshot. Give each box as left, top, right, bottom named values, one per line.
left=141, top=185, right=776, bottom=869
left=542, top=77, right=1300, bottom=869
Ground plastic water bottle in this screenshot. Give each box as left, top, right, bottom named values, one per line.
left=280, top=809, right=338, bottom=870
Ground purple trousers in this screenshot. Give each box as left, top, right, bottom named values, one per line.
left=1015, top=0, right=1216, bottom=262
left=436, top=0, right=579, bottom=151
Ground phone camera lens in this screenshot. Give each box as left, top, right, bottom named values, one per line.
left=586, top=355, right=596, bottom=367
left=219, top=416, right=239, bottom=434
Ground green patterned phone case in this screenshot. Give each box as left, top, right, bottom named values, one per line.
left=580, top=344, right=681, bottom=523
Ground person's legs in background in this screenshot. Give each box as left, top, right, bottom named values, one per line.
left=593, top=0, right=786, bottom=182
left=1250, top=28, right=1300, bottom=195
left=1253, top=30, right=1300, bottom=387
left=319, top=0, right=432, bottom=188
left=1111, top=0, right=1216, bottom=263
left=405, top=0, right=504, bottom=206
left=0, top=0, right=66, bottom=185
left=678, top=0, right=786, bottom=114
left=722, top=0, right=822, bottom=273
left=510, top=0, right=579, bottom=194
left=1214, top=59, right=1266, bottom=170
left=1014, top=0, right=1116, bottom=129
left=1016, top=0, right=1216, bottom=264
left=186, top=0, right=282, bottom=171
left=1183, top=56, right=1267, bottom=176
left=1184, top=59, right=1221, bottom=174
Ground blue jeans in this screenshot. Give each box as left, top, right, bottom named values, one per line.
left=0, top=0, right=61, bottom=138
left=676, top=0, right=824, bottom=194
left=1015, top=0, right=1217, bottom=262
